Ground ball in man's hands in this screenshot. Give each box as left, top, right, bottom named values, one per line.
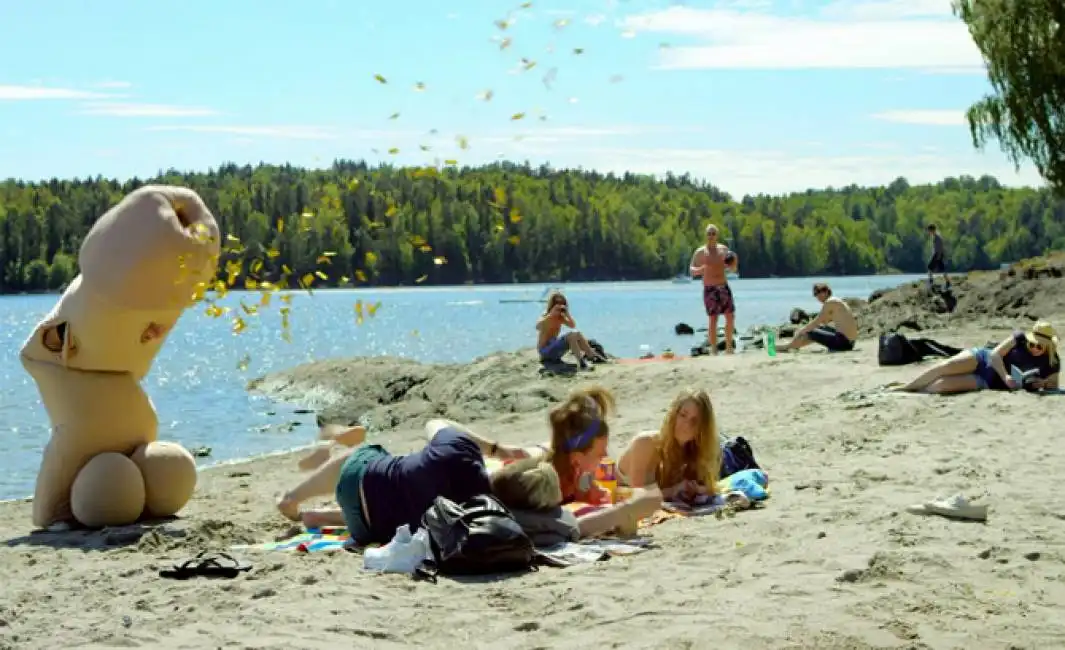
left=725, top=252, right=736, bottom=264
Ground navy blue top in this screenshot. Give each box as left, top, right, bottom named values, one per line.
left=988, top=331, right=1060, bottom=389
left=360, top=427, right=490, bottom=544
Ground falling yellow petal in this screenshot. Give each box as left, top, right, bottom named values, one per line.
left=509, top=210, right=522, bottom=223
left=280, top=294, right=293, bottom=304
left=508, top=235, right=521, bottom=245
left=244, top=278, right=259, bottom=290
left=225, top=233, right=241, bottom=244
left=553, top=18, right=569, bottom=28
left=266, top=248, right=280, bottom=258
left=355, top=270, right=368, bottom=282
left=456, top=135, right=469, bottom=149
left=300, top=273, right=315, bottom=288
left=237, top=355, right=251, bottom=371
left=413, top=82, right=426, bottom=91
left=500, top=37, right=512, bottom=50
left=365, top=251, right=378, bottom=266
left=521, top=58, right=537, bottom=71
left=444, top=159, right=458, bottom=165
left=494, top=19, right=510, bottom=30
left=510, top=112, right=525, bottom=121
left=416, top=274, right=429, bottom=283
left=232, top=317, right=247, bottom=334
left=433, top=256, right=447, bottom=265
left=315, top=271, right=329, bottom=281
left=301, top=210, right=314, bottom=218
left=385, top=204, right=398, bottom=217
left=368, top=302, right=381, bottom=316
left=388, top=147, right=400, bottom=155
left=276, top=219, right=284, bottom=233
left=374, top=74, right=387, bottom=83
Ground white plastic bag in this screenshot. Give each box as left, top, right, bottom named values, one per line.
left=363, top=524, right=433, bottom=573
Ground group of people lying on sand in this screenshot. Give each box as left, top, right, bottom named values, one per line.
left=277, top=386, right=728, bottom=546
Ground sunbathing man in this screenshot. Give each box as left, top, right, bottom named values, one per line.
left=536, top=290, right=603, bottom=369
left=690, top=224, right=739, bottom=354
left=892, top=321, right=1059, bottom=395
left=616, top=388, right=722, bottom=504
left=781, top=283, right=858, bottom=353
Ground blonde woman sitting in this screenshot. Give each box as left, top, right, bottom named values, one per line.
left=617, top=388, right=722, bottom=504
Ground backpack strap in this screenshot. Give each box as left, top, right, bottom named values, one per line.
left=532, top=550, right=571, bottom=569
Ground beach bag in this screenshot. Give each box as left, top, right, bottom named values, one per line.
left=878, top=332, right=919, bottom=366
left=721, top=436, right=760, bottom=478
left=416, top=494, right=544, bottom=580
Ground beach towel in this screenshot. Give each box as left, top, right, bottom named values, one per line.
left=231, top=526, right=649, bottom=565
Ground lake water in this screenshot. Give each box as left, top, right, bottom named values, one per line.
left=0, top=274, right=920, bottom=500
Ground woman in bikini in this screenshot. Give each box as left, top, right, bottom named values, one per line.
left=616, top=388, right=722, bottom=503
left=892, top=321, right=1059, bottom=395
left=536, top=291, right=603, bottom=369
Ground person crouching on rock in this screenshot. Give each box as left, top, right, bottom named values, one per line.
left=892, top=321, right=1059, bottom=395
left=536, top=290, right=604, bottom=370
left=616, top=388, right=722, bottom=504
left=780, top=283, right=858, bottom=353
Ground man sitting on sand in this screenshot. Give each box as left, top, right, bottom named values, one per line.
left=536, top=290, right=604, bottom=370
left=780, top=283, right=858, bottom=353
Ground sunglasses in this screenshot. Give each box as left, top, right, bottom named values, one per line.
left=1029, top=341, right=1047, bottom=353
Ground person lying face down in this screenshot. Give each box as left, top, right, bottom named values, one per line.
left=277, top=422, right=492, bottom=545
left=616, top=388, right=722, bottom=503
left=892, top=320, right=1060, bottom=395
left=277, top=386, right=628, bottom=542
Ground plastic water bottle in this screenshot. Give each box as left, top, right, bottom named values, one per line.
left=765, top=330, right=777, bottom=357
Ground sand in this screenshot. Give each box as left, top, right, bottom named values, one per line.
left=2, top=269, right=1065, bottom=650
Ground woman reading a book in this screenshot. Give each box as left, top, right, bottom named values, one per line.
left=892, top=321, right=1059, bottom=395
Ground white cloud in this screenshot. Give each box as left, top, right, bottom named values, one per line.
left=872, top=109, right=967, bottom=126
left=79, top=102, right=218, bottom=117
left=94, top=81, right=133, bottom=89
left=622, top=2, right=985, bottom=71
left=585, top=13, right=607, bottom=26
left=0, top=84, right=109, bottom=100
left=145, top=125, right=345, bottom=140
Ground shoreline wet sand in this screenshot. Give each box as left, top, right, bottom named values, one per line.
left=2, top=265, right=1065, bottom=650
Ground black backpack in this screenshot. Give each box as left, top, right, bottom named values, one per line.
left=416, top=494, right=558, bottom=581
left=721, top=436, right=760, bottom=478
left=878, top=332, right=920, bottom=366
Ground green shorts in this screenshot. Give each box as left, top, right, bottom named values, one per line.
left=335, top=443, right=388, bottom=545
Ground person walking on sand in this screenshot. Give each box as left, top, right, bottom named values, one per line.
left=926, top=224, right=950, bottom=289
left=690, top=224, right=739, bottom=354
left=780, top=283, right=859, bottom=353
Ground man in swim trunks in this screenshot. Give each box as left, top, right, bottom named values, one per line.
left=690, top=224, right=739, bottom=354
left=781, top=283, right=859, bottom=353
left=926, top=224, right=950, bottom=289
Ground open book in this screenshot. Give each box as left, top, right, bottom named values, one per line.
left=1010, top=365, right=1040, bottom=388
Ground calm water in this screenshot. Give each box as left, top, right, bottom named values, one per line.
left=0, top=275, right=919, bottom=500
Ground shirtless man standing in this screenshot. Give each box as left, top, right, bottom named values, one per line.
left=781, top=283, right=858, bottom=353
left=690, top=224, right=739, bottom=354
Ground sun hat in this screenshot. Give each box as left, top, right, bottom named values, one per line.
left=1026, top=321, right=1059, bottom=364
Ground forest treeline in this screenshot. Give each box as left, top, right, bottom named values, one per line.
left=0, top=161, right=1062, bottom=294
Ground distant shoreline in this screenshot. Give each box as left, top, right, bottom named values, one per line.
left=0, top=270, right=921, bottom=299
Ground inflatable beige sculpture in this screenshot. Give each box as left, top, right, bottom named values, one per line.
left=20, top=185, right=221, bottom=529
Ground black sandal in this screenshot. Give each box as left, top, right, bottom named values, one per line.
left=159, top=551, right=252, bottom=580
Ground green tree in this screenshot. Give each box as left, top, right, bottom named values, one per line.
left=954, top=0, right=1065, bottom=191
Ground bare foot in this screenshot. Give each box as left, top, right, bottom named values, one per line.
left=297, top=445, right=332, bottom=471
left=276, top=494, right=301, bottom=522
left=318, top=424, right=367, bottom=447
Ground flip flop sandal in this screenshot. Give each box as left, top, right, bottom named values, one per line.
left=159, top=551, right=252, bottom=580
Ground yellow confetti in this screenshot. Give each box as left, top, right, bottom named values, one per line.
left=276, top=219, right=284, bottom=233
left=237, top=355, right=251, bottom=371
left=266, top=248, right=280, bottom=258
left=374, top=74, right=387, bottom=84
left=315, top=270, right=328, bottom=281
left=300, top=273, right=315, bottom=288
left=507, top=235, right=521, bottom=245
left=416, top=274, right=428, bottom=283
left=494, top=19, right=510, bottom=30
left=232, top=317, right=247, bottom=334
left=365, top=251, right=378, bottom=266
left=355, top=270, right=368, bottom=282
left=499, top=37, right=512, bottom=50
left=553, top=18, right=569, bottom=28
left=444, top=159, right=458, bottom=166
left=413, top=82, right=426, bottom=91
left=385, top=204, right=398, bottom=217
left=433, top=256, right=447, bottom=266
left=301, top=210, right=314, bottom=218
left=510, top=112, right=526, bottom=121
left=521, top=58, right=536, bottom=71
left=456, top=135, right=469, bottom=149
left=509, top=210, right=522, bottom=223
left=388, top=147, right=400, bottom=155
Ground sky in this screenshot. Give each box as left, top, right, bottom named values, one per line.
left=0, top=0, right=1047, bottom=196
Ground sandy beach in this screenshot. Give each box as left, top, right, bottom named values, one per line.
left=2, top=268, right=1065, bottom=650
